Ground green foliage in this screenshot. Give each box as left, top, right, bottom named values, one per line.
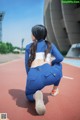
left=6, top=42, right=13, bottom=52
left=0, top=41, right=14, bottom=54
left=61, top=51, right=67, bottom=56
left=13, top=46, right=20, bottom=50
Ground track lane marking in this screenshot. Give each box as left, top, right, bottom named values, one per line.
left=63, top=75, right=74, bottom=80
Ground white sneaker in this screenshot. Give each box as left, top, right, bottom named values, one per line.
left=34, top=90, right=46, bottom=115
left=51, top=88, right=59, bottom=96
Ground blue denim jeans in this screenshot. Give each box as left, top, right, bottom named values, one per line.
left=25, top=63, right=62, bottom=101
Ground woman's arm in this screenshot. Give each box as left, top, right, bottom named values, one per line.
left=51, top=43, right=64, bottom=65
left=25, top=43, right=31, bottom=74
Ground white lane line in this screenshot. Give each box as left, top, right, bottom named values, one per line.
left=63, top=76, right=74, bottom=80
left=0, top=58, right=24, bottom=66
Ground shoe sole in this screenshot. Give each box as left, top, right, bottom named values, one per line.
left=35, top=91, right=46, bottom=115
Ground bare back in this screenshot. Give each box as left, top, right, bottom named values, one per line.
left=31, top=52, right=52, bottom=68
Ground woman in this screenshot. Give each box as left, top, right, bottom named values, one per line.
left=25, top=25, right=63, bottom=115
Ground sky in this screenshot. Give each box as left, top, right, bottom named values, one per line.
left=0, top=0, right=44, bottom=48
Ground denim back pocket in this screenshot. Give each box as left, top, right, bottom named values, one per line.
left=27, top=69, right=44, bottom=91
left=41, top=67, right=62, bottom=86
left=50, top=67, right=62, bottom=80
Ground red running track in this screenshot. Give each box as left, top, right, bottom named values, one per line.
left=0, top=58, right=80, bottom=120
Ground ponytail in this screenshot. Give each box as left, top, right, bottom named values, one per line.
left=44, top=40, right=51, bottom=58
left=28, top=40, right=37, bottom=67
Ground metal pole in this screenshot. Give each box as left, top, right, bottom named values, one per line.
left=0, top=21, right=2, bottom=41
left=0, top=12, right=5, bottom=42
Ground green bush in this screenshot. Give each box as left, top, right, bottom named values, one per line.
left=0, top=42, right=14, bottom=54
left=6, top=42, right=13, bottom=52
left=0, top=42, right=8, bottom=54
left=13, top=46, right=20, bottom=50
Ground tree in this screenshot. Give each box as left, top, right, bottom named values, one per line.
left=0, top=42, right=8, bottom=54
left=6, top=42, right=13, bottom=52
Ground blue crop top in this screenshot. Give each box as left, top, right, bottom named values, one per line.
left=25, top=39, right=64, bottom=74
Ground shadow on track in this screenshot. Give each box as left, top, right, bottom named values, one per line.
left=9, top=89, right=50, bottom=115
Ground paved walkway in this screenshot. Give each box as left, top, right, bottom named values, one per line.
left=0, top=58, right=80, bottom=120
left=63, top=58, right=80, bottom=68
left=0, top=53, right=24, bottom=64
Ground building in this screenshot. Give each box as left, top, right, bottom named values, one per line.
left=44, top=0, right=80, bottom=57
left=0, top=12, right=5, bottom=42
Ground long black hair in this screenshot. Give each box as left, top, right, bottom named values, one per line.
left=28, top=25, right=51, bottom=67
